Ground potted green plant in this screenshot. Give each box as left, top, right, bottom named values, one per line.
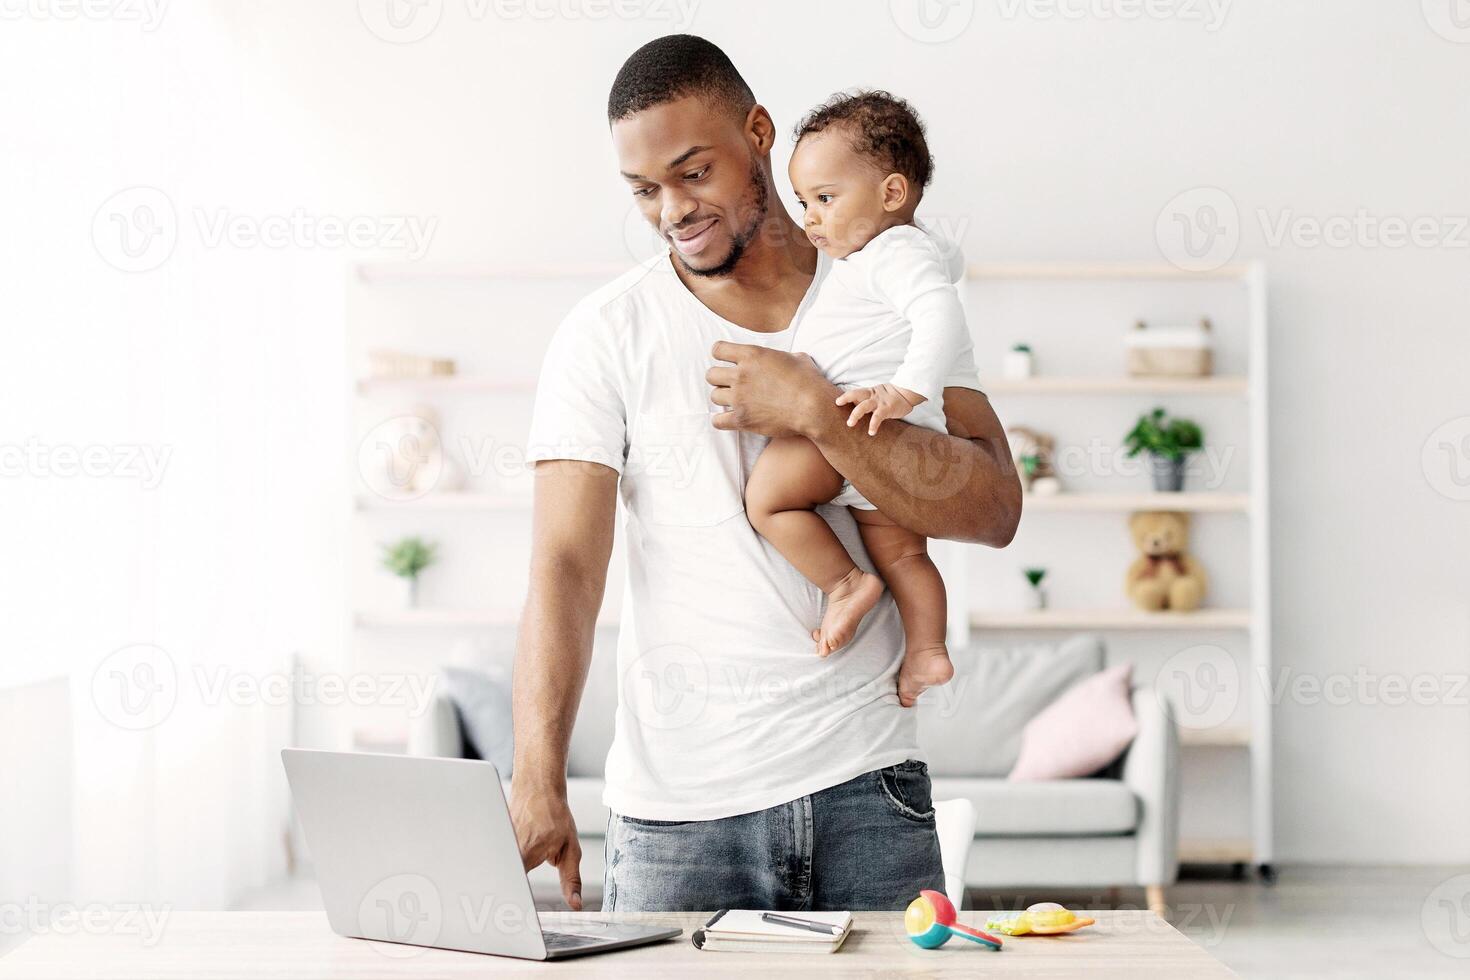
left=1123, top=408, right=1203, bottom=491
left=1003, top=342, right=1035, bottom=379
left=381, top=536, right=436, bottom=608
left=1023, top=567, right=1048, bottom=610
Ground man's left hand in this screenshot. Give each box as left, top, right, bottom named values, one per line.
left=706, top=341, right=838, bottom=439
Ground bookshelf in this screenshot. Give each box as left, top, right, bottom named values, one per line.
left=347, top=258, right=1273, bottom=877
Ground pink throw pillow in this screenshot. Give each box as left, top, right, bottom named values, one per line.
left=1008, top=663, right=1137, bottom=781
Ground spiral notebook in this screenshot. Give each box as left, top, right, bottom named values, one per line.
left=691, top=909, right=853, bottom=954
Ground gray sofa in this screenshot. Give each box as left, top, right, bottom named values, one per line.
left=409, top=634, right=1179, bottom=912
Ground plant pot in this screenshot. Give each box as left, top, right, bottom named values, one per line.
left=1003, top=349, right=1035, bottom=379
left=1149, top=454, right=1186, bottom=492
left=387, top=574, right=418, bottom=609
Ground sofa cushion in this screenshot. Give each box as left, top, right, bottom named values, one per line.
left=565, top=777, right=613, bottom=836
left=1010, top=662, right=1138, bottom=781
left=443, top=666, right=514, bottom=777
left=917, top=635, right=1105, bottom=777
left=931, top=777, right=1138, bottom=836
left=567, top=642, right=619, bottom=778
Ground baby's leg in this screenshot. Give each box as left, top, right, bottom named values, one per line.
left=746, top=436, right=884, bottom=657
left=851, top=509, right=954, bottom=707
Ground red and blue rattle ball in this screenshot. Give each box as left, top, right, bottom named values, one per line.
left=904, top=889, right=1003, bottom=950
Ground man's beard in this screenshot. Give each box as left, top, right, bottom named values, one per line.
left=677, top=157, right=769, bottom=279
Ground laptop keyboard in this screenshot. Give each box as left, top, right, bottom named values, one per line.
left=541, top=930, right=605, bottom=951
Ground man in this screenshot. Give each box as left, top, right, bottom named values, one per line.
left=511, top=34, right=1020, bottom=912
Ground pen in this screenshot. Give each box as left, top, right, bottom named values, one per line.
left=760, top=912, right=843, bottom=936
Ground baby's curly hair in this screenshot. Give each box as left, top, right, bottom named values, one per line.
left=794, top=90, right=934, bottom=191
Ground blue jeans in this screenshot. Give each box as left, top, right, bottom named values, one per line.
left=603, top=760, right=945, bottom=911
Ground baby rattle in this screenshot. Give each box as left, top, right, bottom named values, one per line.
left=986, top=902, right=1096, bottom=936
left=904, top=889, right=1003, bottom=950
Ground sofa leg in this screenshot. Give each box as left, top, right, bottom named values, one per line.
left=1145, top=884, right=1167, bottom=917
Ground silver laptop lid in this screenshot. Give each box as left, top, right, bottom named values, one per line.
left=281, top=748, right=548, bottom=960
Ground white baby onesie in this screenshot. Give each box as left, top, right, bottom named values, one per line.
left=791, top=221, right=976, bottom=510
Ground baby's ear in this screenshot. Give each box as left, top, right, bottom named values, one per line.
left=881, top=173, right=910, bottom=212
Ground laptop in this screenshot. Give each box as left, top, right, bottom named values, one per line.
left=281, top=748, right=681, bottom=960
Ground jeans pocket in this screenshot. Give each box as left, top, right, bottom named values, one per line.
left=877, top=760, right=936, bottom=822
left=618, top=814, right=693, bottom=828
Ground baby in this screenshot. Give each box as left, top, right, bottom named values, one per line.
left=745, top=90, right=971, bottom=707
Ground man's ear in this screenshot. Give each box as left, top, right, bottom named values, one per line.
left=745, top=104, right=776, bottom=157
left=880, top=173, right=911, bottom=213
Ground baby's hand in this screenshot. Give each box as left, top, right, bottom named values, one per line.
left=835, top=384, right=926, bottom=436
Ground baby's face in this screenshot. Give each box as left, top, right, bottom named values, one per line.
left=788, top=129, right=893, bottom=259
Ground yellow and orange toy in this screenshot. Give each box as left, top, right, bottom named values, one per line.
left=985, top=902, right=1096, bottom=936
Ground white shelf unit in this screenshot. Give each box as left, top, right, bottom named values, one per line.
left=945, top=260, right=1272, bottom=874
left=346, top=258, right=1273, bottom=873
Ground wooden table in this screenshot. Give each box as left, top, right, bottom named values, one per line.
left=0, top=910, right=1236, bottom=978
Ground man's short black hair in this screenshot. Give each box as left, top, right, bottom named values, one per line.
left=794, top=90, right=934, bottom=190
left=607, top=34, right=756, bottom=123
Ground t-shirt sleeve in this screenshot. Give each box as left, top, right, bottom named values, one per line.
left=525, top=299, right=628, bottom=474
left=862, top=230, right=973, bottom=404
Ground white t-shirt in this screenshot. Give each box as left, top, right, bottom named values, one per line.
left=525, top=248, right=980, bottom=821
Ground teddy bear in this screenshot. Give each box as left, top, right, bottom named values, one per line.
left=1007, top=425, right=1061, bottom=495
left=1125, top=511, right=1207, bottom=612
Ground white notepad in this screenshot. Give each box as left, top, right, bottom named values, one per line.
left=693, top=910, right=853, bottom=953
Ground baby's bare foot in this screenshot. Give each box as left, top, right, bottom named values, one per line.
left=815, top=568, right=885, bottom=656
left=897, top=645, right=954, bottom=707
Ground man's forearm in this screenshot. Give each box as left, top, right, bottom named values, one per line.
left=806, top=386, right=1022, bottom=546
left=511, top=565, right=602, bottom=793
left=511, top=461, right=618, bottom=793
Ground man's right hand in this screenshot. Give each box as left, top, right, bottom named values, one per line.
left=510, top=781, right=583, bottom=911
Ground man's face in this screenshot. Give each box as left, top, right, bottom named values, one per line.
left=613, top=96, right=769, bottom=277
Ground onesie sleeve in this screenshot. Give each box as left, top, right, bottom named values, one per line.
left=861, top=227, right=972, bottom=404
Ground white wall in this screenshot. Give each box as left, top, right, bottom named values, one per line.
left=4, top=0, right=1467, bottom=871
